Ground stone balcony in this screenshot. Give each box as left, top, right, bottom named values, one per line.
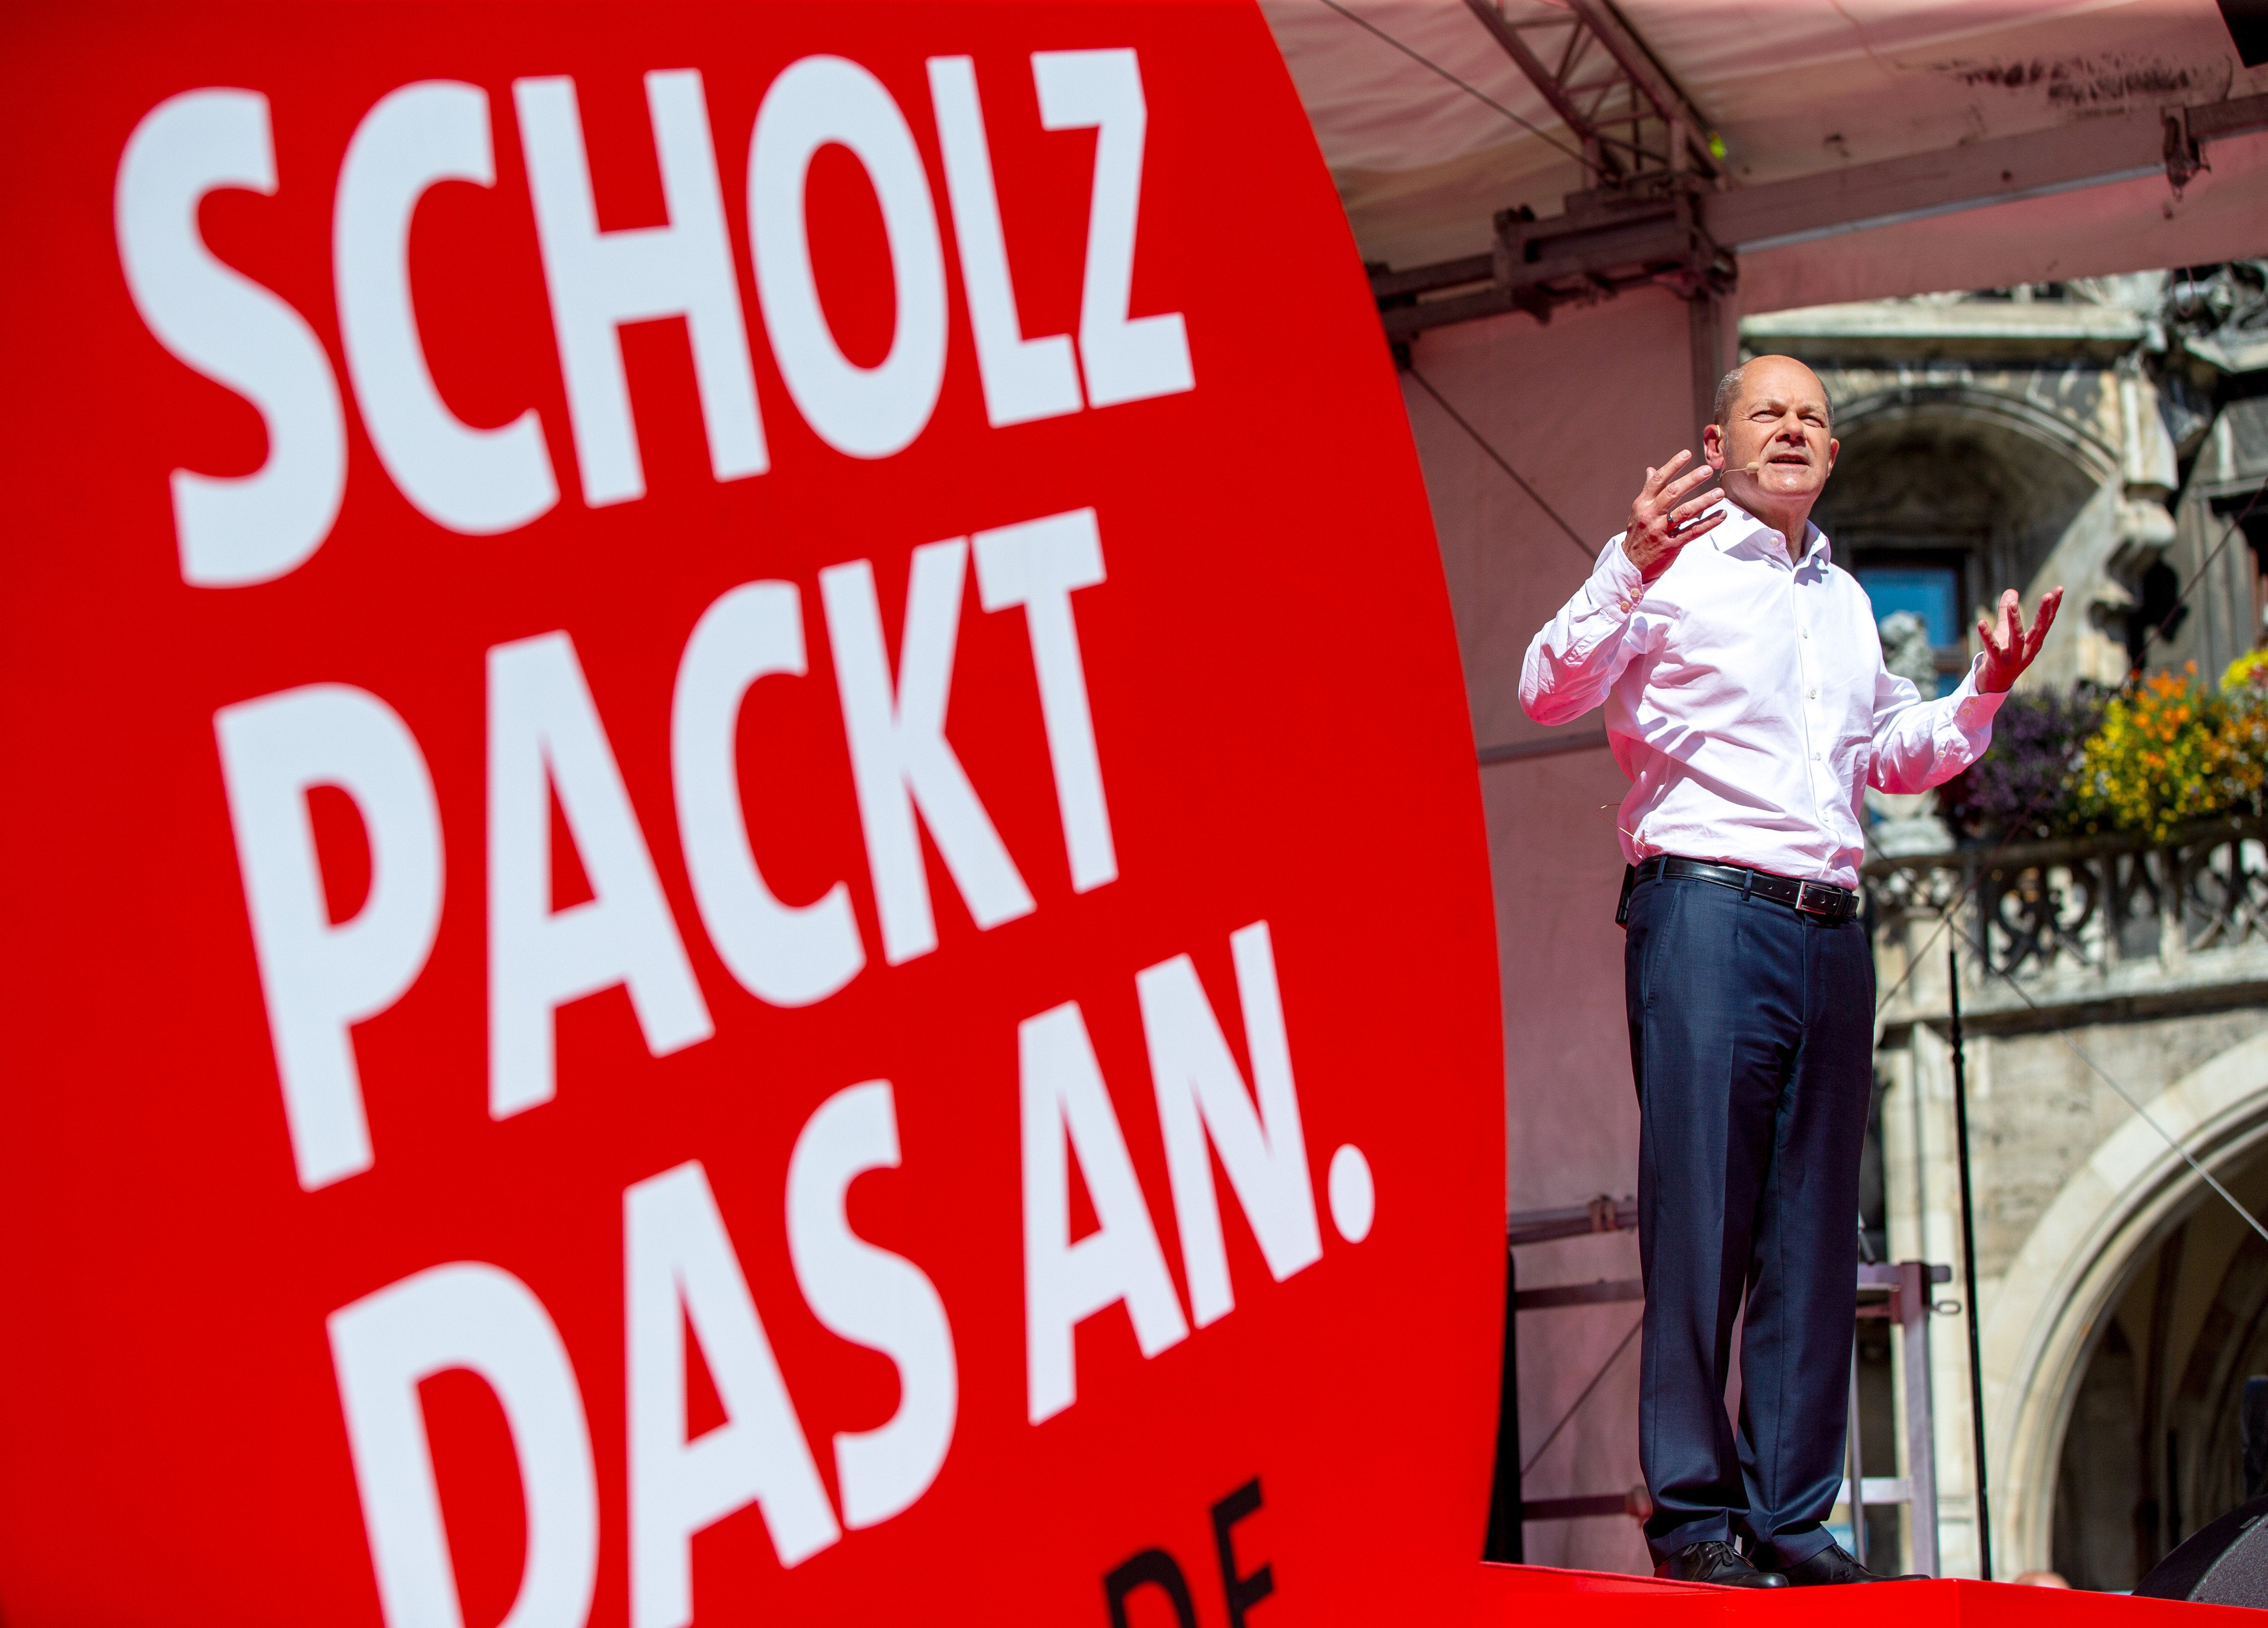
left=1867, top=816, right=2268, bottom=1033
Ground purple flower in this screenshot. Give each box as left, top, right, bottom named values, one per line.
left=1941, top=688, right=2105, bottom=841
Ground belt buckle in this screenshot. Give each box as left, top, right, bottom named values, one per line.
left=1794, top=879, right=1837, bottom=917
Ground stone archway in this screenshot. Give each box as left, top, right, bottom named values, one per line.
left=1806, top=372, right=2150, bottom=691
left=1985, top=1030, right=2268, bottom=1575
left=1831, top=383, right=2121, bottom=489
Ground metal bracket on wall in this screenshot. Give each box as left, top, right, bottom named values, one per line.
left=1377, top=178, right=1737, bottom=343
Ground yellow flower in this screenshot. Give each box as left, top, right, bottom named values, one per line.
left=2224, top=649, right=2268, bottom=693
left=2075, top=669, right=2250, bottom=841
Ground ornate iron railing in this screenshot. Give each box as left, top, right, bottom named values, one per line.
left=1864, top=815, right=2268, bottom=987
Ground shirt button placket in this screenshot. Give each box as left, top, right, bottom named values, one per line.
left=1796, top=578, right=1829, bottom=822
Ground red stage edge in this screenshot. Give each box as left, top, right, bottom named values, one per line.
left=1474, top=1568, right=2260, bottom=1625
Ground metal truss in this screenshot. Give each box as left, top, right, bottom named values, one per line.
left=1376, top=79, right=2268, bottom=348
left=1370, top=0, right=1733, bottom=362
left=1458, top=0, right=1722, bottom=187
left=1380, top=5, right=2268, bottom=420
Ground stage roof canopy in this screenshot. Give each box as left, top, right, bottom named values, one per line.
left=1262, top=0, right=2268, bottom=317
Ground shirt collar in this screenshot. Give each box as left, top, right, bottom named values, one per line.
left=1714, top=499, right=1832, bottom=567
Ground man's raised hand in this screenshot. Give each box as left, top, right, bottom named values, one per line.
left=1623, top=451, right=1727, bottom=580
left=1977, top=586, right=2065, bottom=693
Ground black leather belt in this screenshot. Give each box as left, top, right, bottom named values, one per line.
left=1618, top=855, right=1862, bottom=926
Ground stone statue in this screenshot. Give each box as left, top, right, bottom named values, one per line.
left=1878, top=609, right=1937, bottom=690
left=1869, top=610, right=1955, bottom=855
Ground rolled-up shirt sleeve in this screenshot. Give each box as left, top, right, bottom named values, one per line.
left=1866, top=655, right=2008, bottom=793
left=1521, top=537, right=1649, bottom=726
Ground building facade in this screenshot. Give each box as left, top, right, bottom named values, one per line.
left=1756, top=265, right=2268, bottom=1585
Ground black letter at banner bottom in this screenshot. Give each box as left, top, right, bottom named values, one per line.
left=1104, top=1549, right=1197, bottom=1628
left=1210, top=1479, right=1275, bottom=1628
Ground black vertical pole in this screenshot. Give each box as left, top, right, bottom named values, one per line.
left=1948, top=941, right=1993, bottom=1581
left=1484, top=1240, right=1524, bottom=1562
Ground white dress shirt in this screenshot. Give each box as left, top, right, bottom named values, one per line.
left=1520, top=502, right=2005, bottom=890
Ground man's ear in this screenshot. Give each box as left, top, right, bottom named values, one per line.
left=1703, top=422, right=1725, bottom=469
left=1823, top=435, right=1839, bottom=476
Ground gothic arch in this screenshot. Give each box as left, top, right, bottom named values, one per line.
left=1985, top=1029, right=2268, bottom=1572
left=1806, top=378, right=2122, bottom=672
left=1830, top=383, right=2121, bottom=488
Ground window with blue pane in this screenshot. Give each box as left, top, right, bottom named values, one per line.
left=1858, top=565, right=1961, bottom=696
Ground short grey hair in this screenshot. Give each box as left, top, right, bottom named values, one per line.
left=1711, top=362, right=1834, bottom=428
left=1710, top=365, right=1747, bottom=426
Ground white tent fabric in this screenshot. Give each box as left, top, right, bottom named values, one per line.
left=1264, top=0, right=2268, bottom=301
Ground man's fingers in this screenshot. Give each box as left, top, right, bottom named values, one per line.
left=1670, top=489, right=1725, bottom=525
left=1676, top=507, right=1729, bottom=541
left=2034, top=586, right=2065, bottom=640
left=1663, top=462, right=1718, bottom=503
left=1643, top=450, right=1691, bottom=495
left=2022, top=588, right=2065, bottom=660
left=1975, top=587, right=2065, bottom=683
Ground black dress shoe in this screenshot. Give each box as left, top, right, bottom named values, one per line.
left=1768, top=1540, right=1928, bottom=1585
left=1653, top=1541, right=1790, bottom=1587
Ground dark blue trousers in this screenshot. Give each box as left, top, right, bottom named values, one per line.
left=1623, top=871, right=1873, bottom=1566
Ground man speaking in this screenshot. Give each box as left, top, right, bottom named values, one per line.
left=1520, top=356, right=2060, bottom=1587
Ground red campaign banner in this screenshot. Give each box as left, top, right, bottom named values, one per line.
left=0, top=5, right=1503, bottom=1626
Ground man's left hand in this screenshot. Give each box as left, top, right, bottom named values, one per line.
left=1977, top=586, right=2065, bottom=693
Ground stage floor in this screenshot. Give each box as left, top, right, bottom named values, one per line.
left=1474, top=1566, right=2259, bottom=1624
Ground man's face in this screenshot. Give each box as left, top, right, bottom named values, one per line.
left=1705, top=356, right=1838, bottom=512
